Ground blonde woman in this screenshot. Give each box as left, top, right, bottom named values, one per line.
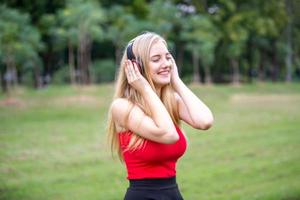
left=107, top=32, right=213, bottom=200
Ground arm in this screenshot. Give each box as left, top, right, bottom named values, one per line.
left=171, top=58, right=214, bottom=130
left=111, top=60, right=178, bottom=144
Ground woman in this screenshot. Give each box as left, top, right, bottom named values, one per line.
left=107, top=32, right=214, bottom=200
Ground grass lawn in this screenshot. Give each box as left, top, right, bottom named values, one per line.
left=0, top=83, right=299, bottom=200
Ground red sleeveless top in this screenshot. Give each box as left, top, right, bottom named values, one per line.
left=119, top=126, right=187, bottom=180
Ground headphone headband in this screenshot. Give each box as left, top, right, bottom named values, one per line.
left=126, top=31, right=149, bottom=60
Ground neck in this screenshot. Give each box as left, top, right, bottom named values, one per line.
left=155, top=86, right=162, bottom=98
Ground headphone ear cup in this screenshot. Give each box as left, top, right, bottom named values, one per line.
left=131, top=60, right=142, bottom=74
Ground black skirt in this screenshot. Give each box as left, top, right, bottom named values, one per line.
left=124, top=176, right=184, bottom=200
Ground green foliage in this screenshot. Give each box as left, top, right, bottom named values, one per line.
left=91, top=59, right=116, bottom=83
left=182, top=14, right=220, bottom=66
left=55, top=0, right=105, bottom=47
left=147, top=0, right=180, bottom=38
left=0, top=0, right=299, bottom=87
left=21, top=68, right=36, bottom=87
left=0, top=5, right=43, bottom=69
left=51, top=65, right=70, bottom=84
left=106, top=5, right=147, bottom=47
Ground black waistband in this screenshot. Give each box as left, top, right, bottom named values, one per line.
left=129, top=176, right=177, bottom=189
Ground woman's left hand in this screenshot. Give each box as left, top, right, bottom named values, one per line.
left=170, top=55, right=181, bottom=89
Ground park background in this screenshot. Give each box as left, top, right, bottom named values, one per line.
left=0, top=0, right=299, bottom=199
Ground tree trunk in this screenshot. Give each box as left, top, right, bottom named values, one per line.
left=258, top=49, right=265, bottom=81
left=80, top=35, right=86, bottom=84
left=231, top=58, right=240, bottom=85
left=177, top=43, right=184, bottom=76
left=192, top=50, right=201, bottom=83
left=77, top=41, right=82, bottom=84
left=0, top=69, right=7, bottom=93
left=4, top=54, right=17, bottom=93
left=270, top=40, right=279, bottom=81
left=78, top=34, right=92, bottom=85
left=68, top=41, right=76, bottom=85
left=41, top=37, right=53, bottom=87
left=246, top=36, right=254, bottom=83
left=77, top=24, right=86, bottom=85
left=204, top=65, right=212, bottom=84
left=115, top=45, right=122, bottom=67
left=33, top=63, right=42, bottom=89
left=285, top=0, right=293, bottom=82
left=85, top=37, right=92, bottom=84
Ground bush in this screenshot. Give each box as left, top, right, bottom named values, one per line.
left=91, top=59, right=116, bottom=83
left=51, top=65, right=70, bottom=85
left=21, top=69, right=34, bottom=87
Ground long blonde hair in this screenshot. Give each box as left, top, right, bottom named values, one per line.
left=107, top=32, right=180, bottom=161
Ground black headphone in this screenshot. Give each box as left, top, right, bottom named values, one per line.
left=126, top=31, right=150, bottom=74
left=126, top=42, right=144, bottom=74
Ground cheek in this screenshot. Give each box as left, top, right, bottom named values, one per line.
left=148, top=63, right=159, bottom=75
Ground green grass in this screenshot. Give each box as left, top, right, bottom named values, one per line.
left=0, top=83, right=299, bottom=200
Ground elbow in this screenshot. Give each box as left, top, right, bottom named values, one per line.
left=201, top=121, right=213, bottom=130
left=153, top=127, right=179, bottom=144
left=160, top=129, right=180, bottom=144
left=194, top=116, right=214, bottom=130
left=165, top=132, right=180, bottom=144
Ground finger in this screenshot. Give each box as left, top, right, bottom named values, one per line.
left=170, top=56, right=176, bottom=69
left=171, top=55, right=176, bottom=65
left=129, top=69, right=134, bottom=81
left=128, top=60, right=137, bottom=80
left=171, top=56, right=175, bottom=64
left=124, top=62, right=128, bottom=76
left=132, top=61, right=141, bottom=76
left=124, top=61, right=132, bottom=81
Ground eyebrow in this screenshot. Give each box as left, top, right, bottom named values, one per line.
left=150, top=52, right=171, bottom=59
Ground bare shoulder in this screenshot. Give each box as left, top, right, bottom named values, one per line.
left=110, top=98, right=131, bottom=132
left=110, top=98, right=132, bottom=120
left=111, top=98, right=131, bottom=110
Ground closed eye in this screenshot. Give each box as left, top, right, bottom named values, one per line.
left=151, top=55, right=160, bottom=62
left=151, top=53, right=171, bottom=62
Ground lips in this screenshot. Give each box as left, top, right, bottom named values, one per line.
left=158, top=70, right=170, bottom=75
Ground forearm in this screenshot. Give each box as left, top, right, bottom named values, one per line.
left=174, top=79, right=214, bottom=129
left=141, top=86, right=176, bottom=134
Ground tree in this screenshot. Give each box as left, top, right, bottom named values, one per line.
left=2, top=0, right=66, bottom=86
left=148, top=0, right=185, bottom=73
left=55, top=0, right=105, bottom=84
left=106, top=5, right=147, bottom=66
left=212, top=0, right=250, bottom=84
left=181, top=14, right=220, bottom=83
left=147, top=0, right=180, bottom=39
left=247, top=0, right=287, bottom=82
left=0, top=5, right=43, bottom=93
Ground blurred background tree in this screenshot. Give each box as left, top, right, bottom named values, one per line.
left=0, top=0, right=299, bottom=93
left=0, top=5, right=43, bottom=93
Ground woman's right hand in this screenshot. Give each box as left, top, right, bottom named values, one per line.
left=125, top=60, right=150, bottom=93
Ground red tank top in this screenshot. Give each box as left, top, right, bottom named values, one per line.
left=119, top=126, right=187, bottom=180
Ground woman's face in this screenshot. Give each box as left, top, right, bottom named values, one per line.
left=148, top=40, right=173, bottom=87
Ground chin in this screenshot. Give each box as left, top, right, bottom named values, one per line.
left=154, top=79, right=171, bottom=86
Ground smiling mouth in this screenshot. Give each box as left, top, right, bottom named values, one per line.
left=158, top=71, right=170, bottom=75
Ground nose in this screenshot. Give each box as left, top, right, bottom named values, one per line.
left=163, top=58, right=172, bottom=68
